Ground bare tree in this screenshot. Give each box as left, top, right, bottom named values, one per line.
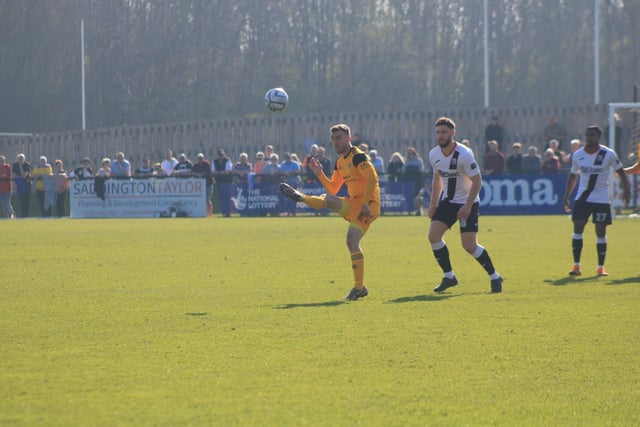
left=0, top=0, right=637, bottom=132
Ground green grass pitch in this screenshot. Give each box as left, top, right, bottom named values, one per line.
left=1, top=215, right=639, bottom=426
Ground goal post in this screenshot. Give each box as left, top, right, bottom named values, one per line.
left=608, top=102, right=640, bottom=156
left=608, top=102, right=640, bottom=212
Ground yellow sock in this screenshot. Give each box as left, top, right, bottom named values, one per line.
left=303, top=195, right=325, bottom=210
left=351, top=252, right=364, bottom=288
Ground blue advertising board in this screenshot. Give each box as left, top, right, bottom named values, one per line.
left=478, top=173, right=567, bottom=215
left=225, top=173, right=572, bottom=216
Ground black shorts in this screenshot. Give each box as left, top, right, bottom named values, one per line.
left=432, top=199, right=479, bottom=232
left=572, top=200, right=612, bottom=225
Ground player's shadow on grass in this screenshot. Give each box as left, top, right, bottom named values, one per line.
left=275, top=300, right=347, bottom=309
left=604, top=275, right=640, bottom=286
left=546, top=275, right=640, bottom=286
left=546, top=276, right=593, bottom=286
left=386, top=294, right=458, bottom=304
left=545, top=276, right=604, bottom=286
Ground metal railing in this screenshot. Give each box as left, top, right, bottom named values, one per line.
left=0, top=104, right=610, bottom=172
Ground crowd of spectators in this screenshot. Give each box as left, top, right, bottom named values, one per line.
left=479, top=114, right=579, bottom=176
left=488, top=137, right=577, bottom=176
left=1, top=116, right=633, bottom=219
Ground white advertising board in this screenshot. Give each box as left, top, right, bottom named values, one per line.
left=70, top=178, right=207, bottom=218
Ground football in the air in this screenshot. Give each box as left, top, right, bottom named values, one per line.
left=264, top=87, right=289, bottom=112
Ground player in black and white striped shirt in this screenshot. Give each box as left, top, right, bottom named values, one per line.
left=563, top=125, right=629, bottom=277
left=427, top=116, right=503, bottom=294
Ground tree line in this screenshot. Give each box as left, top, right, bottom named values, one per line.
left=0, top=0, right=637, bottom=133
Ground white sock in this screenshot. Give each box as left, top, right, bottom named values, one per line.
left=431, top=240, right=446, bottom=251
left=472, top=245, right=484, bottom=258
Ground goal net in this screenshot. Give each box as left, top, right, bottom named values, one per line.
left=609, top=102, right=640, bottom=211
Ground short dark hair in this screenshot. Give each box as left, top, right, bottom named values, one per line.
left=586, top=125, right=602, bottom=135
left=435, top=116, right=456, bottom=130
left=330, top=123, right=351, bottom=137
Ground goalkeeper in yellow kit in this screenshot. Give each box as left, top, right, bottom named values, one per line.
left=280, top=123, right=381, bottom=300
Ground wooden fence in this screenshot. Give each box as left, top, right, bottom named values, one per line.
left=0, top=104, right=610, bottom=169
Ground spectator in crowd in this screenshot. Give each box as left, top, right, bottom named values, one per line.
left=11, top=153, right=31, bottom=217
left=110, top=152, right=131, bottom=178
left=96, top=158, right=111, bottom=177
left=290, top=153, right=302, bottom=167
left=261, top=153, right=281, bottom=184
left=233, top=152, right=252, bottom=183
left=0, top=155, right=15, bottom=219
left=32, top=156, right=53, bottom=217
left=369, top=149, right=386, bottom=181
left=173, top=153, right=193, bottom=177
left=133, top=158, right=154, bottom=178
left=387, top=152, right=404, bottom=182
left=484, top=115, right=505, bottom=152
left=414, top=181, right=431, bottom=216
left=53, top=159, right=69, bottom=217
left=192, top=153, right=213, bottom=216
left=280, top=152, right=302, bottom=185
left=483, top=140, right=505, bottom=175
left=543, top=115, right=567, bottom=150
left=152, top=162, right=167, bottom=177
left=506, top=142, right=523, bottom=174
left=70, top=157, right=93, bottom=180
left=402, top=147, right=424, bottom=174
left=317, top=146, right=332, bottom=178
left=253, top=151, right=267, bottom=183
left=302, top=144, right=320, bottom=183
left=522, top=146, right=541, bottom=173
left=161, top=149, right=178, bottom=176
left=213, top=148, right=233, bottom=217
left=302, top=128, right=318, bottom=155
left=403, top=147, right=425, bottom=215
left=548, top=139, right=569, bottom=169
left=264, top=145, right=275, bottom=162
left=569, top=139, right=582, bottom=154
left=94, top=158, right=111, bottom=201
left=541, top=148, right=561, bottom=173
left=567, top=139, right=583, bottom=169
left=280, top=152, right=302, bottom=216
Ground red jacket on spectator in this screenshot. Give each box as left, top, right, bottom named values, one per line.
left=483, top=151, right=505, bottom=175
left=0, top=163, right=12, bottom=193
